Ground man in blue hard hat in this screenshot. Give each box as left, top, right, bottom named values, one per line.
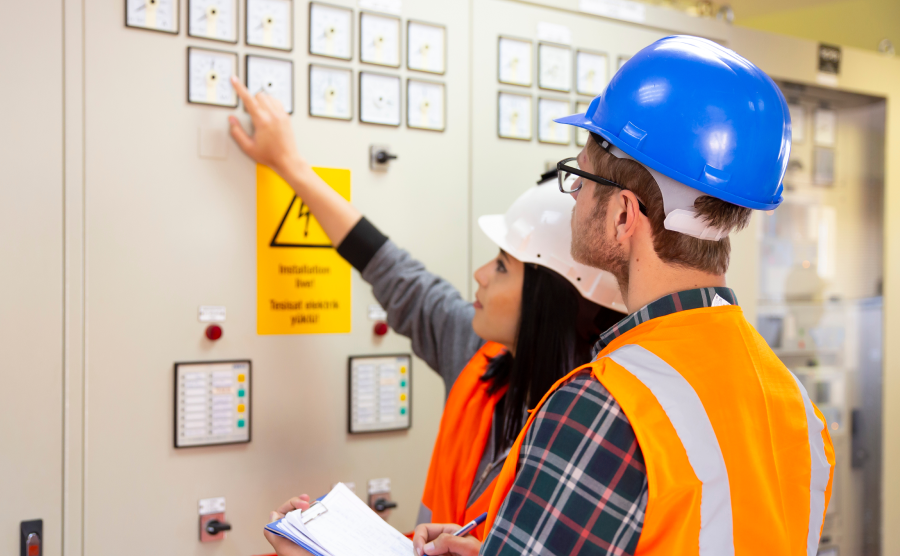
left=415, top=35, right=834, bottom=556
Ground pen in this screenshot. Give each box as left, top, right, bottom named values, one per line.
left=453, top=512, right=488, bottom=537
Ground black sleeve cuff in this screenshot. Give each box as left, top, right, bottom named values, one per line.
left=336, top=217, right=389, bottom=273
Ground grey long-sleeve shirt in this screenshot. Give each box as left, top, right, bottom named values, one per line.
left=335, top=218, right=509, bottom=522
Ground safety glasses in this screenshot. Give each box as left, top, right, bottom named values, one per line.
left=556, top=136, right=648, bottom=216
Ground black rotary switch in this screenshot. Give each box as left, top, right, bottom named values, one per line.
left=205, top=520, right=232, bottom=535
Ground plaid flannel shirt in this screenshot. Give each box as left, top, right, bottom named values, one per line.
left=480, top=287, right=739, bottom=556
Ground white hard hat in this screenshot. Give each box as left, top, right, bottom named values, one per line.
left=478, top=173, right=626, bottom=312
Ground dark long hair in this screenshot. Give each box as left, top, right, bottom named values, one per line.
left=481, top=263, right=624, bottom=449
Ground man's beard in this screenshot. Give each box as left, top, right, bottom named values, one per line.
left=571, top=200, right=630, bottom=295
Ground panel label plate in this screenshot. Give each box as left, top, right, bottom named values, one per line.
left=175, top=360, right=251, bottom=448
left=349, top=354, right=411, bottom=433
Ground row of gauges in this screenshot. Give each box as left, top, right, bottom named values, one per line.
left=498, top=36, right=628, bottom=97
left=188, top=48, right=445, bottom=130
left=126, top=0, right=446, bottom=74
left=498, top=93, right=591, bottom=146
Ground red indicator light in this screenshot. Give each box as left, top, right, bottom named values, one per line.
left=205, top=324, right=223, bottom=341
left=373, top=322, right=389, bottom=336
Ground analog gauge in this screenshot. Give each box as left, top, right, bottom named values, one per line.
left=575, top=101, right=591, bottom=146
left=498, top=92, right=532, bottom=141
left=126, top=0, right=179, bottom=33
left=309, top=2, right=352, bottom=60
left=498, top=37, right=532, bottom=87
left=189, top=0, right=238, bottom=42
left=246, top=0, right=292, bottom=51
left=359, top=72, right=401, bottom=126
left=407, top=21, right=445, bottom=74
left=187, top=47, right=238, bottom=107
left=247, top=55, right=293, bottom=114
left=309, top=64, right=352, bottom=120
left=359, top=12, right=400, bottom=67
left=538, top=98, right=570, bottom=145
left=407, top=79, right=445, bottom=131
left=538, top=43, right=571, bottom=92
left=576, top=50, right=608, bottom=96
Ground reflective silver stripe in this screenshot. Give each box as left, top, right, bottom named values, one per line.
left=606, top=344, right=735, bottom=556
left=788, top=373, right=831, bottom=556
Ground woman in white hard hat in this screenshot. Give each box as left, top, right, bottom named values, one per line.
left=226, top=78, right=624, bottom=548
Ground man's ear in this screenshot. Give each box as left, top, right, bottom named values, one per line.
left=614, top=190, right=643, bottom=243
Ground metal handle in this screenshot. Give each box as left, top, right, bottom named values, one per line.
left=373, top=498, right=398, bottom=512
left=375, top=151, right=398, bottom=163
left=205, top=520, right=232, bottom=535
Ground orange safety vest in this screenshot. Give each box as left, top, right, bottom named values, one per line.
left=486, top=306, right=835, bottom=555
left=420, top=341, right=508, bottom=541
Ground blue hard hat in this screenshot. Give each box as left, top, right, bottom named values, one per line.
left=556, top=35, right=790, bottom=210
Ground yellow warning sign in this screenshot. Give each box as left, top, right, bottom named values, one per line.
left=257, top=164, right=351, bottom=335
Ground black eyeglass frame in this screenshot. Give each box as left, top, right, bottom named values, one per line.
left=557, top=135, right=648, bottom=216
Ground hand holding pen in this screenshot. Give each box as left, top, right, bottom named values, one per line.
left=411, top=513, right=487, bottom=556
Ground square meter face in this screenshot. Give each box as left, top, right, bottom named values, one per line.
left=175, top=360, right=251, bottom=448
left=348, top=354, right=411, bottom=433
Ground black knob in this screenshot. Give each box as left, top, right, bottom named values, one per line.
left=205, top=520, right=232, bottom=535
left=375, top=151, right=398, bottom=164
left=373, top=498, right=398, bottom=512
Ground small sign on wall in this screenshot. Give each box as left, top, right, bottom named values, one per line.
left=256, top=166, right=352, bottom=334
left=818, top=44, right=841, bottom=75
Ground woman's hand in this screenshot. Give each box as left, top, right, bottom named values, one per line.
left=412, top=523, right=482, bottom=556
left=228, top=75, right=306, bottom=176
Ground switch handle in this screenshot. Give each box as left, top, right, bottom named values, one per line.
left=205, top=520, right=232, bottom=535
left=375, top=151, right=398, bottom=163
left=373, top=498, right=398, bottom=512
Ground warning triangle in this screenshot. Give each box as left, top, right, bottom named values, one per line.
left=270, top=195, right=334, bottom=248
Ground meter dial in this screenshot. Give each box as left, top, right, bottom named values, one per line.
left=407, top=79, right=445, bottom=131
left=498, top=37, right=532, bottom=87
left=576, top=50, right=608, bottom=96
left=309, top=2, right=353, bottom=60
left=359, top=12, right=400, bottom=68
left=246, top=0, right=292, bottom=51
left=407, top=21, right=445, bottom=74
left=309, top=64, right=352, bottom=120
left=359, top=72, right=401, bottom=126
left=126, top=0, right=178, bottom=33
left=498, top=92, right=532, bottom=141
left=575, top=101, right=591, bottom=146
left=538, top=43, right=571, bottom=92
left=538, top=98, right=570, bottom=145
left=246, top=55, right=293, bottom=114
left=188, top=47, right=238, bottom=107
left=188, top=0, right=238, bottom=42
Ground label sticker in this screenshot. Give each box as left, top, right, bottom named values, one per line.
left=257, top=165, right=352, bottom=335
left=199, top=306, right=227, bottom=322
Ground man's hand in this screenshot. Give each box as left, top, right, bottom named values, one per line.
left=412, top=523, right=482, bottom=556
left=264, top=529, right=314, bottom=556
left=269, top=494, right=312, bottom=521
left=264, top=494, right=314, bottom=556
left=228, top=75, right=306, bottom=175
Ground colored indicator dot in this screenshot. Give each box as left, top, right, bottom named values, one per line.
left=400, top=393, right=407, bottom=401
left=237, top=404, right=246, bottom=413
left=400, top=380, right=407, bottom=388
left=238, top=389, right=246, bottom=398
left=237, top=419, right=245, bottom=428
left=400, top=366, right=407, bottom=374
left=400, top=407, right=406, bottom=415
left=237, top=374, right=246, bottom=383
